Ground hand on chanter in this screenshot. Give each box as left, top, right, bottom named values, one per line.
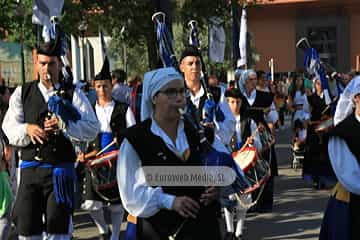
left=43, top=116, right=60, bottom=133
left=26, top=124, right=47, bottom=144
left=172, top=196, right=200, bottom=219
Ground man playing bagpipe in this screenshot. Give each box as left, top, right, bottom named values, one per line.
left=179, top=45, right=235, bottom=148
left=223, top=88, right=263, bottom=240
left=319, top=76, right=360, bottom=240
left=77, top=57, right=135, bottom=240
left=1, top=40, right=100, bottom=239
left=238, top=69, right=278, bottom=213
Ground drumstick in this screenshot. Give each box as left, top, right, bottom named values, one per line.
left=96, top=139, right=117, bottom=156
left=321, top=105, right=330, bottom=115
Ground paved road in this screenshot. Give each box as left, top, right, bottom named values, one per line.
left=245, top=122, right=331, bottom=240
left=72, top=119, right=332, bottom=240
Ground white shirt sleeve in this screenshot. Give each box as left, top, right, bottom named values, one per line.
left=214, top=92, right=236, bottom=146
left=125, top=107, right=136, bottom=128
left=117, top=138, right=175, bottom=217
left=65, top=88, right=100, bottom=141
left=328, top=137, right=360, bottom=195
left=2, top=86, right=31, bottom=147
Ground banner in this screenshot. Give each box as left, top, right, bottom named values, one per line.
left=32, top=0, right=64, bottom=26
left=238, top=6, right=247, bottom=67
left=208, top=17, right=225, bottom=63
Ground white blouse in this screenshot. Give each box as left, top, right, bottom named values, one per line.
left=117, top=117, right=230, bottom=217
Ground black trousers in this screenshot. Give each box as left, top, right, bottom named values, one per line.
left=12, top=167, right=72, bottom=236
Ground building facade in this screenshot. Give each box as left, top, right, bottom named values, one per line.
left=246, top=0, right=360, bottom=73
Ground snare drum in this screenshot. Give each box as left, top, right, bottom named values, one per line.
left=315, top=118, right=333, bottom=133
left=232, top=147, right=270, bottom=194
left=86, top=150, right=120, bottom=202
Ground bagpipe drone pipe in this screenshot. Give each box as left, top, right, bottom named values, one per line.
left=296, top=37, right=342, bottom=113
left=151, top=11, right=251, bottom=240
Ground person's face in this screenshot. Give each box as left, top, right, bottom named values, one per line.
left=208, top=76, right=219, bottom=87
left=179, top=56, right=201, bottom=84
left=245, top=73, right=257, bottom=92
left=295, top=77, right=303, bottom=89
left=257, top=73, right=267, bottom=88
left=94, top=79, right=113, bottom=101
left=227, top=97, right=242, bottom=116
left=353, top=94, right=360, bottom=106
left=153, top=80, right=186, bottom=120
left=342, top=74, right=351, bottom=85
left=314, top=79, right=322, bottom=93
left=37, top=54, right=60, bottom=84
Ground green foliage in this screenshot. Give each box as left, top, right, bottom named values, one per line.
left=1, top=0, right=260, bottom=76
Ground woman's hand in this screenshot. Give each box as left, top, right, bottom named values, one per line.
left=172, top=196, right=200, bottom=219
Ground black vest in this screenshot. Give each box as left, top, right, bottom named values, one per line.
left=124, top=118, right=219, bottom=238
left=229, top=117, right=252, bottom=153
left=241, top=90, right=274, bottom=126
left=329, top=113, right=360, bottom=164
left=21, top=80, right=76, bottom=164
left=88, top=101, right=128, bottom=151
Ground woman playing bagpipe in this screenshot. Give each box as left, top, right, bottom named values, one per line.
left=1, top=37, right=100, bottom=239
left=117, top=67, right=223, bottom=240
left=76, top=57, right=136, bottom=240
left=304, top=78, right=335, bottom=189
left=319, top=76, right=360, bottom=240
left=237, top=69, right=277, bottom=213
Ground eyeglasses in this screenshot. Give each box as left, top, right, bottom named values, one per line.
left=157, top=88, right=187, bottom=98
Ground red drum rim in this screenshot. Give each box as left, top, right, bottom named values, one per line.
left=87, top=150, right=119, bottom=168
left=232, top=146, right=257, bottom=172
left=242, top=175, right=270, bottom=194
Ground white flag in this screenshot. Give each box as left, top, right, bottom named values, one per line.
left=238, top=6, right=247, bottom=67
left=209, top=17, right=225, bottom=63
left=32, top=0, right=64, bottom=26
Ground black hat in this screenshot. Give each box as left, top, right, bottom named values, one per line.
left=179, top=45, right=200, bottom=62
left=37, top=39, right=61, bottom=57
left=94, top=57, right=112, bottom=81
left=225, top=88, right=243, bottom=99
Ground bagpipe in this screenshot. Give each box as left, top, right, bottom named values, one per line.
left=152, top=12, right=257, bottom=240
left=296, top=37, right=341, bottom=107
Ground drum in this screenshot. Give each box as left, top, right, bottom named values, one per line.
left=232, top=147, right=270, bottom=194
left=315, top=117, right=333, bottom=133
left=86, top=150, right=120, bottom=202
